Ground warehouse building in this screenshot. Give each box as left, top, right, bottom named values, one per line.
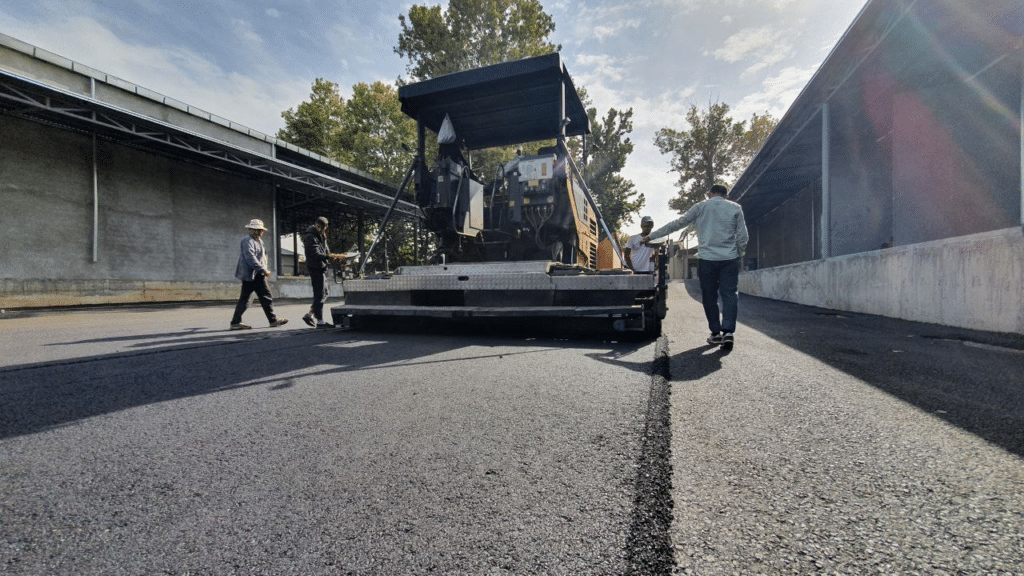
left=0, top=33, right=417, bottom=308
left=734, top=0, right=1024, bottom=334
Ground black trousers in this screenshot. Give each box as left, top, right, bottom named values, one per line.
left=309, top=267, right=329, bottom=321
left=231, top=275, right=277, bottom=325
left=697, top=258, right=740, bottom=334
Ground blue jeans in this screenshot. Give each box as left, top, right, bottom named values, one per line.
left=697, top=258, right=740, bottom=334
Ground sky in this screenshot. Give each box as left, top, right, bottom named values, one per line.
left=0, top=0, right=868, bottom=232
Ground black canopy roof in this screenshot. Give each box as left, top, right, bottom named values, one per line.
left=398, top=53, right=591, bottom=151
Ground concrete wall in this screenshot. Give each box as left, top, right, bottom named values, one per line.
left=892, top=66, right=1021, bottom=245
left=827, top=81, right=894, bottom=257
left=739, top=226, right=1024, bottom=334
left=1, top=114, right=277, bottom=307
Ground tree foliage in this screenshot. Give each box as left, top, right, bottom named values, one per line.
left=655, top=102, right=778, bottom=213
left=395, top=0, right=560, bottom=82
left=277, top=78, right=346, bottom=157
left=393, top=0, right=562, bottom=181
left=565, top=90, right=643, bottom=235
left=337, top=81, right=418, bottom=185
left=278, top=79, right=424, bottom=269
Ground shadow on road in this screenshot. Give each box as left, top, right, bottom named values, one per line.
left=0, top=327, right=649, bottom=441
left=680, top=280, right=1024, bottom=457
left=45, top=327, right=216, bottom=348
left=1, top=306, right=678, bottom=573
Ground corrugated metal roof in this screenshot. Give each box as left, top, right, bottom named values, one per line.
left=731, top=0, right=1024, bottom=223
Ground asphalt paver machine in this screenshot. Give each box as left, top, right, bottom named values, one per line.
left=331, top=53, right=666, bottom=338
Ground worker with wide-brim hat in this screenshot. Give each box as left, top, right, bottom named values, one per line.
left=229, top=218, right=288, bottom=330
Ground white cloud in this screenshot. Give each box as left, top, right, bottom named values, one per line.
left=710, top=25, right=796, bottom=80
left=574, top=53, right=631, bottom=85
left=712, top=26, right=783, bottom=63
left=565, top=2, right=653, bottom=45
left=627, top=88, right=698, bottom=131
left=734, top=65, right=817, bottom=119
left=230, top=19, right=264, bottom=49
left=266, top=8, right=282, bottom=19
left=594, top=18, right=643, bottom=42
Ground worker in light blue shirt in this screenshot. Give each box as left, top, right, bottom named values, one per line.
left=644, top=184, right=748, bottom=348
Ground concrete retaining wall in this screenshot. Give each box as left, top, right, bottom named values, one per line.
left=0, top=280, right=239, bottom=308
left=739, top=227, right=1024, bottom=334
left=275, top=277, right=345, bottom=301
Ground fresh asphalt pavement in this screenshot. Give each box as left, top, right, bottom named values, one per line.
left=2, top=285, right=1023, bottom=575
left=0, top=299, right=663, bottom=575
left=663, top=280, right=1024, bottom=574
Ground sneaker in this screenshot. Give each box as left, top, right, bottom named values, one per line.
left=721, top=332, right=734, bottom=348
left=302, top=313, right=316, bottom=328
left=707, top=332, right=723, bottom=345
left=269, top=318, right=289, bottom=328
left=230, top=323, right=251, bottom=330
left=315, top=322, right=334, bottom=329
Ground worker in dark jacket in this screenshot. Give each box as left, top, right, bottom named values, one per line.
left=302, top=216, right=339, bottom=328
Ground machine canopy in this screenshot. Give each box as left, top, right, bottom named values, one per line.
left=398, top=53, right=591, bottom=151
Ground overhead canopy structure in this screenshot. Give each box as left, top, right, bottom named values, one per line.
left=0, top=38, right=419, bottom=223
left=731, top=0, right=1024, bottom=227
left=398, top=53, right=591, bottom=150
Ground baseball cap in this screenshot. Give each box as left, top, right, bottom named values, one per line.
left=640, top=216, right=653, bottom=224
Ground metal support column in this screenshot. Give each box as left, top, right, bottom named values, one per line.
left=415, top=220, right=420, bottom=264
left=1020, top=55, right=1023, bottom=226
left=91, top=77, right=99, bottom=263
left=559, top=79, right=567, bottom=140
left=272, top=195, right=279, bottom=278
left=821, top=102, right=831, bottom=258
left=292, top=222, right=299, bottom=276
left=358, top=212, right=365, bottom=260
left=92, top=134, right=99, bottom=263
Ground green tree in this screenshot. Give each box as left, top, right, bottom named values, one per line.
left=336, top=81, right=418, bottom=185
left=395, top=0, right=560, bottom=82
left=569, top=101, right=643, bottom=235
left=393, top=0, right=563, bottom=178
left=655, top=102, right=777, bottom=213
left=738, top=111, right=778, bottom=166
left=277, top=78, right=346, bottom=157
left=278, top=79, right=426, bottom=269
left=335, top=82, right=423, bottom=269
